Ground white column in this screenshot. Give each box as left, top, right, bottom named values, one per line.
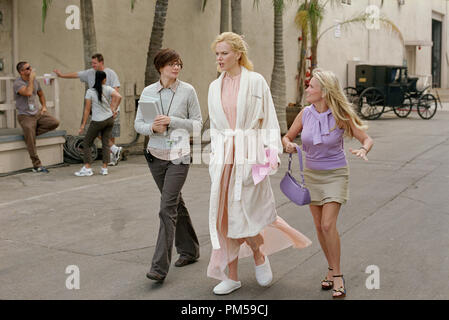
left=12, top=0, right=19, bottom=70
left=53, top=77, right=60, bottom=124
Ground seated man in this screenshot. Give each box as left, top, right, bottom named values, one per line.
left=13, top=61, right=60, bottom=173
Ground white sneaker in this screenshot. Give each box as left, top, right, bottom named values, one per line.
left=213, top=279, right=242, bottom=295
left=255, top=256, right=273, bottom=287
left=74, top=166, right=93, bottom=177
left=108, top=152, right=117, bottom=166
left=100, top=168, right=108, bottom=175
left=115, top=147, right=122, bottom=162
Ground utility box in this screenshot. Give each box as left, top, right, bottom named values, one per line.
left=346, top=59, right=365, bottom=88
left=124, top=81, right=135, bottom=97
left=125, top=97, right=134, bottom=113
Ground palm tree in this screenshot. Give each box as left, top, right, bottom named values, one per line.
left=42, top=0, right=97, bottom=69
left=294, top=0, right=404, bottom=105
left=295, top=0, right=309, bottom=106
left=231, top=0, right=243, bottom=34
left=79, top=0, right=98, bottom=70
left=221, top=0, right=230, bottom=33
left=254, top=0, right=289, bottom=133
left=202, top=0, right=242, bottom=34
left=144, top=0, right=169, bottom=87
left=41, top=0, right=51, bottom=32
left=271, top=0, right=288, bottom=133
left=307, top=0, right=322, bottom=74
left=131, top=0, right=170, bottom=149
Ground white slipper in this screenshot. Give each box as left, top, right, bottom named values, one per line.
left=255, top=256, right=273, bottom=287
left=213, top=279, right=242, bottom=295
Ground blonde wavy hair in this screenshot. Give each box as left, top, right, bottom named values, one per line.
left=312, top=68, right=367, bottom=137
left=211, top=32, right=254, bottom=72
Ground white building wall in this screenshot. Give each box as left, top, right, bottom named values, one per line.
left=8, top=0, right=449, bottom=142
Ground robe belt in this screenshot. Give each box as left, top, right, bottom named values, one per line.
left=217, top=129, right=258, bottom=202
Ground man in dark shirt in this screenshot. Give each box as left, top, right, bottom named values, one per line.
left=13, top=61, right=60, bottom=173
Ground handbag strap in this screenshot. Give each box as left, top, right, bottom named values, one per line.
left=288, top=145, right=305, bottom=185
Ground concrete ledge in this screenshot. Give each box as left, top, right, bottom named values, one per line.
left=0, top=129, right=66, bottom=142
left=0, top=129, right=66, bottom=173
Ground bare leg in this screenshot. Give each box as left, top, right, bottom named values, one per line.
left=228, top=257, right=239, bottom=281
left=227, top=233, right=265, bottom=281
left=244, top=234, right=265, bottom=266
left=320, top=202, right=344, bottom=296
left=310, top=205, right=333, bottom=282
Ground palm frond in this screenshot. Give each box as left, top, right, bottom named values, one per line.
left=274, top=0, right=285, bottom=13
left=317, top=14, right=366, bottom=42
left=317, top=12, right=404, bottom=44
left=322, top=0, right=341, bottom=9
left=308, top=0, right=323, bottom=23
left=295, top=9, right=309, bottom=32
left=202, top=0, right=208, bottom=12
left=378, top=15, right=404, bottom=43
left=253, top=0, right=294, bottom=13
left=309, top=0, right=323, bottom=39
left=295, top=1, right=323, bottom=37
left=41, top=0, right=52, bottom=33
left=298, top=1, right=307, bottom=11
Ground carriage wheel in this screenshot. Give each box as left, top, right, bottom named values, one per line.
left=344, top=86, right=358, bottom=104
left=417, top=93, right=437, bottom=119
left=358, top=88, right=385, bottom=120
left=393, top=95, right=412, bottom=118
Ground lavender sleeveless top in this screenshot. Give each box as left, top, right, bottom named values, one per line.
left=301, top=104, right=347, bottom=170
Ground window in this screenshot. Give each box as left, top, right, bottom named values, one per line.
left=341, top=0, right=351, bottom=4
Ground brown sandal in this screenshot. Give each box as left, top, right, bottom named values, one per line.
left=332, top=274, right=346, bottom=298
left=321, top=267, right=333, bottom=290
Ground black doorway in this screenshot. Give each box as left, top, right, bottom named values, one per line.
left=432, top=19, right=442, bottom=88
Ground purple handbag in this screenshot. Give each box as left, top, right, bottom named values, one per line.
left=280, top=145, right=311, bottom=206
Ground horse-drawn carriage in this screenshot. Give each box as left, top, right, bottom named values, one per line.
left=344, top=64, right=439, bottom=120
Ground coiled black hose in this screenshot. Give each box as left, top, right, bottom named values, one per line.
left=63, top=135, right=98, bottom=164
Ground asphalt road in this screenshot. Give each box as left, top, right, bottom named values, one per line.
left=1, top=109, right=448, bottom=300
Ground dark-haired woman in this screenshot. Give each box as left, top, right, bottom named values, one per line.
left=135, top=48, right=202, bottom=282
left=75, top=71, right=122, bottom=176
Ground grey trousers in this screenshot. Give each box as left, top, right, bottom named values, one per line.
left=83, top=116, right=114, bottom=164
left=145, top=150, right=200, bottom=277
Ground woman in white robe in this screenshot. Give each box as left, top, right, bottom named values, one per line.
left=207, top=32, right=312, bottom=295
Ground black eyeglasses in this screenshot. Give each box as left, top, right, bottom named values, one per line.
left=168, top=62, right=183, bottom=68
left=23, top=66, right=31, bottom=71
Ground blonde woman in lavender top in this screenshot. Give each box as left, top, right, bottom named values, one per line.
left=282, top=69, right=374, bottom=298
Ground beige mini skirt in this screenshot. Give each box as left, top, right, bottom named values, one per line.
left=303, top=166, right=349, bottom=206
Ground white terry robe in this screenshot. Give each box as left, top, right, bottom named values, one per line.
left=207, top=67, right=284, bottom=250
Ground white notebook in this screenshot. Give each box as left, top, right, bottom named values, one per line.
left=139, top=101, right=161, bottom=123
